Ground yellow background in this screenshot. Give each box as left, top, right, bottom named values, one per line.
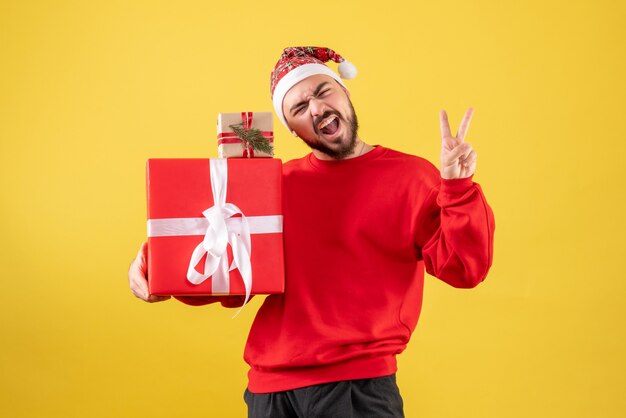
left=1, top=0, right=624, bottom=416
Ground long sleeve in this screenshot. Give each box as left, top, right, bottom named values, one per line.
left=174, top=295, right=253, bottom=308
left=415, top=175, right=495, bottom=288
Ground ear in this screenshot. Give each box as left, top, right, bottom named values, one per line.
left=341, top=85, right=351, bottom=98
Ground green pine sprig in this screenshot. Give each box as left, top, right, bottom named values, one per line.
left=229, top=123, right=273, bottom=155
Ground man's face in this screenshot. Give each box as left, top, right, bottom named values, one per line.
left=282, top=74, right=359, bottom=160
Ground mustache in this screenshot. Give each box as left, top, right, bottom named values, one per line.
left=313, top=111, right=341, bottom=133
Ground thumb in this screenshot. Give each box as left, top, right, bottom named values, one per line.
left=447, top=143, right=472, bottom=161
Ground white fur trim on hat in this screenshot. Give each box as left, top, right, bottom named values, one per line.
left=272, top=63, right=347, bottom=129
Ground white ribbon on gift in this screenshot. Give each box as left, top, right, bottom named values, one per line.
left=147, top=158, right=282, bottom=316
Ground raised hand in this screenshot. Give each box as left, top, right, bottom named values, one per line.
left=439, top=108, right=477, bottom=179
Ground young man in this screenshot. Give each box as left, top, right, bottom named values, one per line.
left=128, top=46, right=495, bottom=417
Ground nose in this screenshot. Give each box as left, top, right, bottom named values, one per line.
left=308, top=98, right=326, bottom=117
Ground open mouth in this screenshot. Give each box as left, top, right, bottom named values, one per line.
left=318, top=114, right=340, bottom=137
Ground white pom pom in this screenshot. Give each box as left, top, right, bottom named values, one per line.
left=338, top=60, right=357, bottom=79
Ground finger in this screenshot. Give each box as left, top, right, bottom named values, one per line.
left=147, top=295, right=171, bottom=303
left=461, top=157, right=477, bottom=178
left=441, top=135, right=462, bottom=151
left=137, top=241, right=147, bottom=261
left=136, top=241, right=148, bottom=274
left=462, top=150, right=477, bottom=168
left=128, top=259, right=150, bottom=299
left=130, top=273, right=150, bottom=300
left=129, top=281, right=149, bottom=300
left=439, top=110, right=452, bottom=139
left=456, top=108, right=474, bottom=142
left=445, top=143, right=472, bottom=163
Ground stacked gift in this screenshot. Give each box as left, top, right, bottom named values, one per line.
left=217, top=112, right=274, bottom=158
left=146, top=158, right=284, bottom=305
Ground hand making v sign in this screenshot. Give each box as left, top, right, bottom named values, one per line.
left=439, top=108, right=477, bottom=180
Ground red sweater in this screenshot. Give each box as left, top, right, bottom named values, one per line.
left=177, top=145, right=495, bottom=393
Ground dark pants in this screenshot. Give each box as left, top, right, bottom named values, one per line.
left=244, top=374, right=405, bottom=418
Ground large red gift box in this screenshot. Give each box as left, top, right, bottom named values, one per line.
left=146, top=158, right=284, bottom=298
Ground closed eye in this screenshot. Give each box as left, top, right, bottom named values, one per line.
left=290, top=86, right=332, bottom=116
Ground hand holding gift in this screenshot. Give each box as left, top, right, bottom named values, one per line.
left=127, top=241, right=251, bottom=307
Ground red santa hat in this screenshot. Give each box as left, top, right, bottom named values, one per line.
left=270, top=46, right=357, bottom=129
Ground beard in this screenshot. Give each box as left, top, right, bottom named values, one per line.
left=300, top=99, right=359, bottom=160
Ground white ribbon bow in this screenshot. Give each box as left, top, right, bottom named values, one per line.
left=186, top=158, right=253, bottom=310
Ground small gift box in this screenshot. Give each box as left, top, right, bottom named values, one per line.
left=217, top=112, right=274, bottom=158
left=146, top=158, right=284, bottom=305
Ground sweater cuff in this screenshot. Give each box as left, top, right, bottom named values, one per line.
left=174, top=295, right=221, bottom=306
left=174, top=295, right=249, bottom=308
left=439, top=175, right=475, bottom=195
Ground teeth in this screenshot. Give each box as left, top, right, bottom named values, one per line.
left=319, top=115, right=337, bottom=130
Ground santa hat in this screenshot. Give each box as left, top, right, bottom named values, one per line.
left=270, top=46, right=357, bottom=129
